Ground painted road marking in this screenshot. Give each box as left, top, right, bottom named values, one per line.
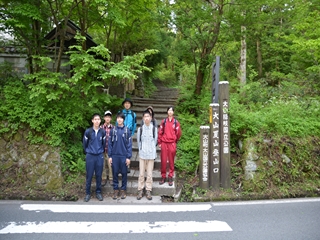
left=0, top=221, right=232, bottom=234
left=213, top=197, right=320, bottom=206
left=21, top=204, right=212, bottom=213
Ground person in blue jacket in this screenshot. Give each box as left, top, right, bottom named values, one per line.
left=118, top=98, right=136, bottom=173
left=83, top=113, right=106, bottom=202
left=118, top=98, right=136, bottom=137
left=108, top=112, right=132, bottom=200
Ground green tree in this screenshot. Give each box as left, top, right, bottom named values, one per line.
left=173, top=0, right=225, bottom=96
left=0, top=0, right=51, bottom=73
left=284, top=3, right=320, bottom=95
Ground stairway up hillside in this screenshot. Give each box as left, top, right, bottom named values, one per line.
left=102, top=79, right=180, bottom=198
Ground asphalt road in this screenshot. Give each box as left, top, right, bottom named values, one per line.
left=0, top=197, right=319, bottom=240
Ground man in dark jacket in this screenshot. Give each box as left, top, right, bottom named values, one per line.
left=108, top=112, right=132, bottom=200
left=83, top=113, right=106, bottom=202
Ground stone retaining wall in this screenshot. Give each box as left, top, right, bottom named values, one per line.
left=0, top=125, right=63, bottom=194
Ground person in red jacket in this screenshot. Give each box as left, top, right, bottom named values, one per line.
left=158, top=106, right=182, bottom=186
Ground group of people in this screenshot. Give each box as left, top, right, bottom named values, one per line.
left=82, top=98, right=182, bottom=202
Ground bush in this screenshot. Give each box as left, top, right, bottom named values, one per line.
left=175, top=113, right=200, bottom=173
left=230, top=94, right=320, bottom=143
left=175, top=79, right=212, bottom=173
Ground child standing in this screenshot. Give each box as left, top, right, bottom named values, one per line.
left=118, top=98, right=136, bottom=173
left=158, top=106, right=182, bottom=186
left=119, top=98, right=136, bottom=137
left=83, top=113, right=106, bottom=202
left=108, top=112, right=132, bottom=199
left=137, top=110, right=158, bottom=200
left=100, top=110, right=113, bottom=186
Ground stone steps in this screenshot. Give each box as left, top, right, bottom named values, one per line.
left=101, top=180, right=176, bottom=196
left=131, top=96, right=178, bottom=127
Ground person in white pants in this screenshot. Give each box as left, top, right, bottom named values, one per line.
left=136, top=110, right=158, bottom=200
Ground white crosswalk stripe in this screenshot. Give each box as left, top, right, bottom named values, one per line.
left=0, top=203, right=233, bottom=234
left=0, top=220, right=232, bottom=233
left=21, top=203, right=212, bottom=213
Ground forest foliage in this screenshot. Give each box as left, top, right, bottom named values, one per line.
left=0, top=0, right=319, bottom=191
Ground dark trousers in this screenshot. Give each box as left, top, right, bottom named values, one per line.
left=112, top=155, right=127, bottom=190
left=85, top=153, right=104, bottom=195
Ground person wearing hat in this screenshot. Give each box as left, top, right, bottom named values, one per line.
left=118, top=98, right=136, bottom=174
left=118, top=98, right=137, bottom=137
left=100, top=110, right=114, bottom=185
left=108, top=112, right=132, bottom=199
left=158, top=106, right=182, bottom=186
left=83, top=113, right=106, bottom=202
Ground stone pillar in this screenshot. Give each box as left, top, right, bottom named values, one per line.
left=219, top=81, right=231, bottom=188
left=199, top=126, right=210, bottom=189
left=209, top=103, right=220, bottom=189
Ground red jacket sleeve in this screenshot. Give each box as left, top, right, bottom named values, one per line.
left=175, top=120, right=182, bottom=142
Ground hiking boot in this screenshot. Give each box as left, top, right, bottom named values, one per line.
left=101, top=179, right=107, bottom=186
left=120, top=190, right=127, bottom=199
left=159, top=178, right=166, bottom=185
left=146, top=191, right=152, bottom=200
left=112, top=190, right=119, bottom=200
left=168, top=178, right=173, bottom=186
left=137, top=190, right=143, bottom=200
left=96, top=193, right=103, bottom=201
left=84, top=194, right=91, bottom=202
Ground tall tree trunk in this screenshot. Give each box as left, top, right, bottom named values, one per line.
left=192, top=0, right=223, bottom=96
left=105, top=21, right=113, bottom=49
left=256, top=38, right=262, bottom=77
left=55, top=18, right=68, bottom=73
left=32, top=19, right=42, bottom=73
left=48, top=0, right=77, bottom=73
left=111, top=28, right=117, bottom=62
left=194, top=51, right=210, bottom=95
left=239, top=25, right=246, bottom=86
left=195, top=67, right=205, bottom=95
left=80, top=0, right=87, bottom=51
left=31, top=0, right=42, bottom=73
left=27, top=52, right=34, bottom=75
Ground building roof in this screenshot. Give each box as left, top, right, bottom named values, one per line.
left=44, top=20, right=97, bottom=51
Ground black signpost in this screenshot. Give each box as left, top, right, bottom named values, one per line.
left=212, top=56, right=220, bottom=103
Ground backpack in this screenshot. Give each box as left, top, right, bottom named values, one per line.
left=140, top=119, right=156, bottom=139
left=162, top=118, right=177, bottom=134
left=111, top=126, right=130, bottom=143
left=111, top=126, right=131, bottom=173
left=139, top=120, right=156, bottom=148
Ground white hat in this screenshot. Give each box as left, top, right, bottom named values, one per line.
left=104, top=110, right=112, bottom=116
